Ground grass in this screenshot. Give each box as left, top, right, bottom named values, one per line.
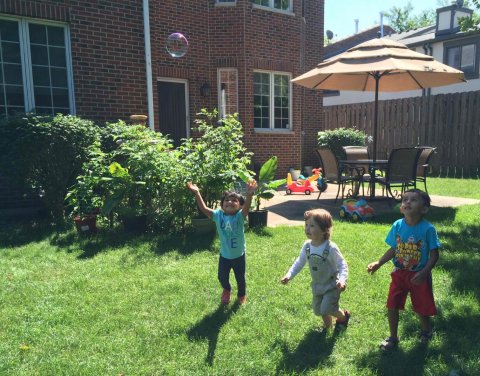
left=0, top=179, right=479, bottom=375
left=426, top=177, right=480, bottom=199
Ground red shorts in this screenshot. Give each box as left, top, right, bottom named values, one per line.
left=386, top=269, right=437, bottom=316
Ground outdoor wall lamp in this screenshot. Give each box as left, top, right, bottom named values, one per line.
left=200, top=83, right=211, bottom=97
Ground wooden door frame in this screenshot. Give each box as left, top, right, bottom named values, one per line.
left=157, top=77, right=190, bottom=139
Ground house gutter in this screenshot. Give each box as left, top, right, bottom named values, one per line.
left=422, top=42, right=433, bottom=96
left=143, top=0, right=154, bottom=131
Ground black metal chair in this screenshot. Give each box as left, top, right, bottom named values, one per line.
left=315, top=147, right=356, bottom=202
left=342, top=146, right=370, bottom=196
left=414, top=146, right=436, bottom=194
left=372, top=147, right=422, bottom=201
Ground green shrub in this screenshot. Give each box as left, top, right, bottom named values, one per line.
left=179, top=109, right=252, bottom=212
left=317, top=127, right=366, bottom=159
left=0, top=113, right=101, bottom=222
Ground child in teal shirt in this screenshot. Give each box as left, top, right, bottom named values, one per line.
left=187, top=180, right=257, bottom=305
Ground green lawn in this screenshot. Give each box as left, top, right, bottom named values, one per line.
left=0, top=180, right=479, bottom=375
left=426, top=177, right=480, bottom=199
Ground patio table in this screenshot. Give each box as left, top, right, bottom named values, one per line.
left=339, top=159, right=388, bottom=199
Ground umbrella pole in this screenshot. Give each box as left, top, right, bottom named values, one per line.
left=370, top=74, right=380, bottom=199
left=373, top=74, right=379, bottom=164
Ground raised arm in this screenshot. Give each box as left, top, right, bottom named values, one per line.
left=242, top=179, right=257, bottom=218
left=186, top=182, right=214, bottom=219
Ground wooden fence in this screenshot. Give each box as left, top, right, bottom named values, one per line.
left=323, top=90, right=480, bottom=177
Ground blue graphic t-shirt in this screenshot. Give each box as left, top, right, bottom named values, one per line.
left=212, top=209, right=246, bottom=259
left=386, top=218, right=441, bottom=272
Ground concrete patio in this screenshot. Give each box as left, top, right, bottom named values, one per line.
left=263, top=186, right=480, bottom=227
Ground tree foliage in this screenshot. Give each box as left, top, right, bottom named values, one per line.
left=384, top=2, right=436, bottom=33
left=459, top=0, right=480, bottom=32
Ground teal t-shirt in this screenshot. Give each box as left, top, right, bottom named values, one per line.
left=385, top=218, right=441, bottom=272
left=212, top=209, right=246, bottom=259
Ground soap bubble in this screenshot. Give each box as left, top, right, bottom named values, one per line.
left=166, top=32, right=188, bottom=58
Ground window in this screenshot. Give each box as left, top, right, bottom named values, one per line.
left=218, top=68, right=238, bottom=118
left=444, top=38, right=479, bottom=79
left=216, top=0, right=236, bottom=4
left=253, top=71, right=291, bottom=130
left=252, top=0, right=292, bottom=13
left=0, top=17, right=74, bottom=116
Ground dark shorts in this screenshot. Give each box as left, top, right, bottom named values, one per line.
left=386, top=269, right=437, bottom=316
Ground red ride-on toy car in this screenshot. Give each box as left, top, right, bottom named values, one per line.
left=286, top=168, right=321, bottom=195
left=339, top=198, right=374, bottom=222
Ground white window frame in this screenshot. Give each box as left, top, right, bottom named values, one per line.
left=252, top=0, right=293, bottom=14
left=217, top=68, right=238, bottom=119
left=0, top=15, right=75, bottom=115
left=253, top=70, right=292, bottom=132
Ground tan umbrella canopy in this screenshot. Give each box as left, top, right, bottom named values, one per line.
left=292, top=37, right=466, bottom=161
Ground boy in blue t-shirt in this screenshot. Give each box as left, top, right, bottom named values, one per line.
left=367, top=189, right=441, bottom=351
left=187, top=180, right=257, bottom=305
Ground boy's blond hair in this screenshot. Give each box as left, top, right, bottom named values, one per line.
left=304, top=209, right=333, bottom=239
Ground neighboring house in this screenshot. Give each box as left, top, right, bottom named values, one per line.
left=324, top=3, right=480, bottom=106
left=0, top=0, right=325, bottom=177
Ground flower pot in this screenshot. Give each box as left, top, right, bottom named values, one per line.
left=191, top=217, right=216, bottom=234
left=248, top=210, right=268, bottom=228
left=73, top=215, right=97, bottom=234
left=122, top=214, right=147, bottom=233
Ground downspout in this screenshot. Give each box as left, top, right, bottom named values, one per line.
left=423, top=42, right=433, bottom=96
left=143, top=0, right=154, bottom=131
left=427, top=43, right=433, bottom=96
left=422, top=43, right=429, bottom=96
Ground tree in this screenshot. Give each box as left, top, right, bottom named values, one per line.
left=459, top=0, right=480, bottom=32
left=384, top=2, right=436, bottom=33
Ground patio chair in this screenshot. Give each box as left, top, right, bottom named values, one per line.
left=342, top=146, right=370, bottom=196
left=414, top=146, right=436, bottom=194
left=372, top=147, right=421, bottom=201
left=315, top=147, right=356, bottom=202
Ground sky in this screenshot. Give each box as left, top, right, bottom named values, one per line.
left=324, top=0, right=446, bottom=41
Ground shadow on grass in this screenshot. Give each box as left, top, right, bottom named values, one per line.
left=51, top=229, right=217, bottom=259
left=246, top=226, right=274, bottom=237
left=368, top=206, right=458, bottom=226
left=355, top=342, right=431, bottom=376
left=356, top=308, right=480, bottom=375
left=0, top=217, right=68, bottom=248
left=187, top=303, right=240, bottom=366
left=275, top=329, right=340, bottom=374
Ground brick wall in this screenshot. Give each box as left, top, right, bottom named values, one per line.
left=2, top=0, right=325, bottom=179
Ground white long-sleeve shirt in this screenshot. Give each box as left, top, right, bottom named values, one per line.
left=285, top=240, right=348, bottom=285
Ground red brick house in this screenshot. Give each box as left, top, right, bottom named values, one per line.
left=0, top=0, right=324, bottom=178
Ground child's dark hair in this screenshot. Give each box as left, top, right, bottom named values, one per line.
left=304, top=208, right=333, bottom=239
left=221, top=191, right=245, bottom=207
left=403, top=188, right=431, bottom=208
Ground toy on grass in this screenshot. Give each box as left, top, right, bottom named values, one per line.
left=339, top=198, right=374, bottom=222
left=286, top=168, right=321, bottom=195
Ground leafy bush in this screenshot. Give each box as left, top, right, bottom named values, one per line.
left=0, top=113, right=101, bottom=222
left=68, top=120, right=195, bottom=233
left=317, top=127, right=366, bottom=159
left=179, top=109, right=252, bottom=212
left=239, top=156, right=285, bottom=211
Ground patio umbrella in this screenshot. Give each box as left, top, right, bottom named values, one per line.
left=292, top=37, right=465, bottom=162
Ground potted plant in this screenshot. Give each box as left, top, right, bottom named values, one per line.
left=240, top=156, right=285, bottom=228
left=100, top=162, right=150, bottom=232
left=65, top=173, right=102, bottom=234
